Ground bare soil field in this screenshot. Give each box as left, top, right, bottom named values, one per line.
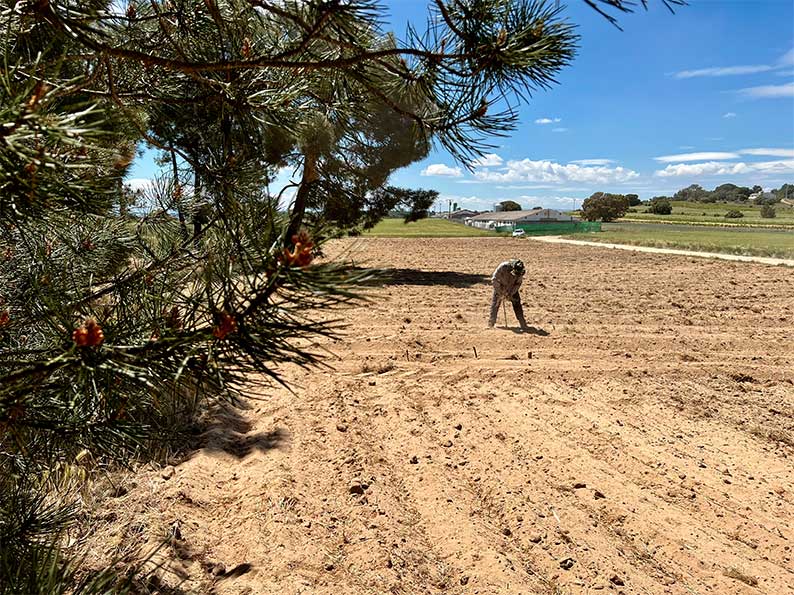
left=84, top=238, right=794, bottom=595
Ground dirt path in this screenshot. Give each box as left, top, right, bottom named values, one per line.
left=531, top=235, right=794, bottom=267
left=85, top=238, right=794, bottom=595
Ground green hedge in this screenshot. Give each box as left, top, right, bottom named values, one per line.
left=494, top=221, right=601, bottom=235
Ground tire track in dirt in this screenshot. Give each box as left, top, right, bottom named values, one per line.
left=376, top=368, right=787, bottom=594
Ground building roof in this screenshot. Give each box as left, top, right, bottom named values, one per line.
left=467, top=208, right=548, bottom=222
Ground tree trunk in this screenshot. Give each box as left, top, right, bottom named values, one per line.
left=118, top=177, right=127, bottom=218
left=285, top=151, right=318, bottom=243
left=169, top=144, right=190, bottom=243
left=192, top=162, right=202, bottom=247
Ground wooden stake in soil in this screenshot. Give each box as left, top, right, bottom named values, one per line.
left=473, top=346, right=478, bottom=359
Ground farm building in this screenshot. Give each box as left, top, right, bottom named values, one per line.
left=465, top=208, right=574, bottom=230
left=448, top=208, right=480, bottom=221
left=749, top=191, right=776, bottom=203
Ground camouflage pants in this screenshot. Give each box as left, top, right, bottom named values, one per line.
left=489, top=289, right=527, bottom=328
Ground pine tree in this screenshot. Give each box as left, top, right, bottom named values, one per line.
left=0, top=0, right=682, bottom=590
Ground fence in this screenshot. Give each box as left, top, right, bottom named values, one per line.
left=494, top=221, right=602, bottom=235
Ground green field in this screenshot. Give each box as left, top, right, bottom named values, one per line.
left=361, top=216, right=794, bottom=259
left=580, top=222, right=794, bottom=258
left=362, top=217, right=497, bottom=237
left=620, top=201, right=794, bottom=227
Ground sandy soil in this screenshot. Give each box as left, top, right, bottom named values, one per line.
left=84, top=237, right=794, bottom=595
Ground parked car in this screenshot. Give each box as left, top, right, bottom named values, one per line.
left=511, top=229, right=526, bottom=237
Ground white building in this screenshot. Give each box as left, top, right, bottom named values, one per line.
left=749, top=191, right=776, bottom=203
left=465, top=208, right=574, bottom=229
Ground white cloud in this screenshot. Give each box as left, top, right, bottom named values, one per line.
left=421, top=163, right=463, bottom=177
left=679, top=145, right=696, bottom=150
left=474, top=158, right=639, bottom=185
left=435, top=194, right=501, bottom=212
left=751, top=159, right=794, bottom=173
left=124, top=178, right=154, bottom=192
left=434, top=193, right=587, bottom=213
left=739, top=148, right=794, bottom=158
left=737, top=82, right=794, bottom=99
left=674, top=49, right=794, bottom=79
left=655, top=159, right=794, bottom=178
left=569, top=159, right=615, bottom=166
left=654, top=151, right=739, bottom=163
left=498, top=185, right=589, bottom=192
left=472, top=153, right=503, bottom=167
left=722, top=112, right=737, bottom=119
left=517, top=195, right=586, bottom=210
left=653, top=149, right=794, bottom=178
left=534, top=117, right=561, bottom=125
left=655, top=162, right=750, bottom=178
left=494, top=184, right=556, bottom=190
left=519, top=194, right=576, bottom=204
left=674, top=65, right=773, bottom=79
left=552, top=127, right=568, bottom=133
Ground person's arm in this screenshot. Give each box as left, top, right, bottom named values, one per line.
left=492, top=262, right=511, bottom=294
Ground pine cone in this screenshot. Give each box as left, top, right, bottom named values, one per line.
left=213, top=311, right=237, bottom=340
left=282, top=231, right=315, bottom=267
left=73, top=318, right=104, bottom=347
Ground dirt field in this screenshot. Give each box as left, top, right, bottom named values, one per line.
left=85, top=238, right=794, bottom=595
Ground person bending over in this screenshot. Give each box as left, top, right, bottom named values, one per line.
left=488, top=259, right=528, bottom=330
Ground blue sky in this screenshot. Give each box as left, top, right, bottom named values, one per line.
left=128, top=0, right=794, bottom=212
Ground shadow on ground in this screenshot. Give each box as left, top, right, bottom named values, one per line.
left=500, top=325, right=550, bottom=336
left=195, top=400, right=289, bottom=458
left=359, top=267, right=489, bottom=288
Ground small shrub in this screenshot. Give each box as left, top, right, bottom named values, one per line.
left=724, top=209, right=744, bottom=219
left=760, top=204, right=776, bottom=218
left=648, top=198, right=672, bottom=215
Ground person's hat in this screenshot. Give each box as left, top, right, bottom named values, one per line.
left=512, top=259, right=525, bottom=276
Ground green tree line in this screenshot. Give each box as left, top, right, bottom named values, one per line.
left=659, top=183, right=792, bottom=204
